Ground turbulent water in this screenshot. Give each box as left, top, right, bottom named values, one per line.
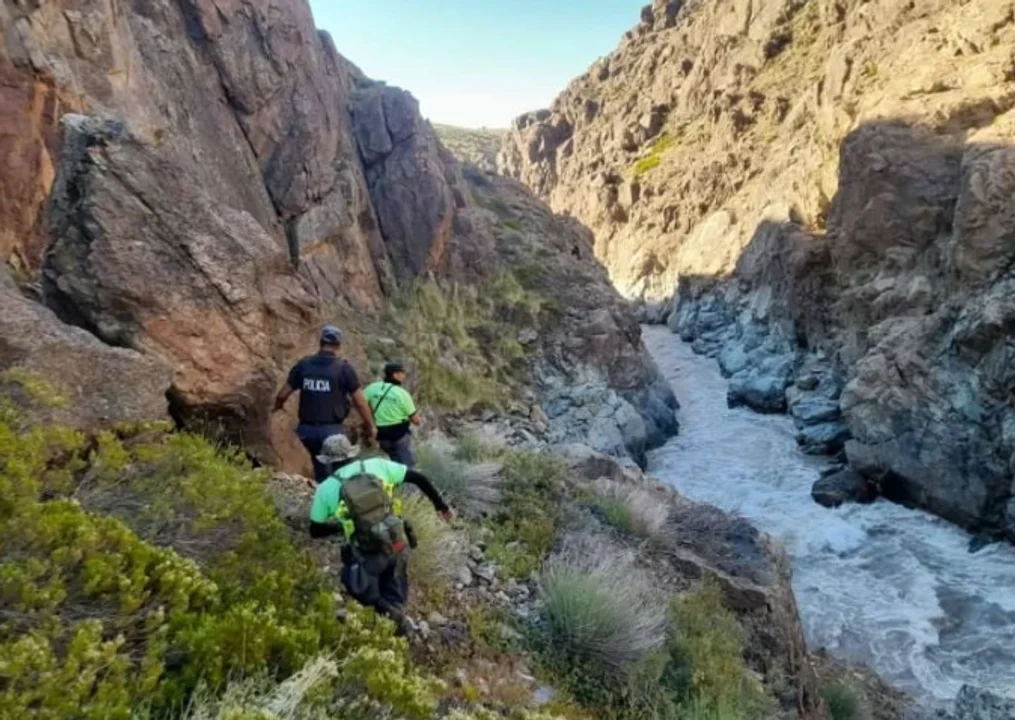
left=642, top=326, right=1015, bottom=707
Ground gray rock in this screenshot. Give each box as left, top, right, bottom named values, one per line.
left=727, top=353, right=797, bottom=413
left=718, top=341, right=751, bottom=378
left=797, top=420, right=851, bottom=455
left=453, top=565, right=474, bottom=587
left=954, top=685, right=1015, bottom=720
left=812, top=468, right=875, bottom=508
left=787, top=393, right=842, bottom=426
left=474, top=563, right=498, bottom=583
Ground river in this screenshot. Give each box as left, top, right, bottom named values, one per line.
left=642, top=326, right=1015, bottom=708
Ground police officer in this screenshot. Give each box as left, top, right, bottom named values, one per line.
left=273, top=325, right=377, bottom=483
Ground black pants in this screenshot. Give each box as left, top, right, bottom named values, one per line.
left=296, top=423, right=344, bottom=483
left=341, top=550, right=410, bottom=628
left=379, top=434, right=416, bottom=467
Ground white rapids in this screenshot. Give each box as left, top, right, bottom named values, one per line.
left=643, top=326, right=1015, bottom=708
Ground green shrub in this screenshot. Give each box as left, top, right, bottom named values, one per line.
left=453, top=432, right=501, bottom=463
left=669, top=579, right=765, bottom=716
left=482, top=449, right=565, bottom=579
left=632, top=133, right=677, bottom=177
left=486, top=515, right=555, bottom=579
left=0, top=412, right=446, bottom=717
left=592, top=479, right=672, bottom=540
left=597, top=496, right=635, bottom=534
left=0, top=367, right=69, bottom=409
left=820, top=682, right=859, bottom=720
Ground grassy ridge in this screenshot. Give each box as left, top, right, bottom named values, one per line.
left=434, top=124, right=507, bottom=172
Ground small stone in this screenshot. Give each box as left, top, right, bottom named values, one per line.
left=533, top=685, right=556, bottom=706
left=427, top=611, right=448, bottom=625
left=453, top=669, right=469, bottom=687
left=518, top=328, right=539, bottom=345
left=417, top=620, right=431, bottom=637
left=474, top=563, right=498, bottom=583
left=495, top=591, right=511, bottom=604
left=454, top=566, right=474, bottom=587
left=498, top=622, right=523, bottom=642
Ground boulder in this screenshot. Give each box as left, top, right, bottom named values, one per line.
left=811, top=468, right=875, bottom=508
left=797, top=420, right=851, bottom=455
left=0, top=266, right=171, bottom=427
left=953, top=685, right=1015, bottom=720
left=42, top=115, right=315, bottom=467
left=727, top=353, right=796, bottom=413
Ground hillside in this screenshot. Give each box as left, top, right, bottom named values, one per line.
left=434, top=123, right=507, bottom=172
left=500, top=0, right=1015, bottom=544
left=0, top=0, right=844, bottom=718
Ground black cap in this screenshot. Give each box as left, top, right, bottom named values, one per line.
left=319, top=325, right=343, bottom=345
left=383, top=361, right=405, bottom=379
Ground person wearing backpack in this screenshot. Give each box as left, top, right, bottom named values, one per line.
left=308, top=434, right=453, bottom=633
left=273, top=326, right=377, bottom=483
left=363, top=361, right=420, bottom=467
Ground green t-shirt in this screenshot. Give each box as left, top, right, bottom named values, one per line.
left=363, top=381, right=417, bottom=428
left=309, top=457, right=408, bottom=523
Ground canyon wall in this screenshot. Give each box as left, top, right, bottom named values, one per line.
left=500, top=0, right=1015, bottom=540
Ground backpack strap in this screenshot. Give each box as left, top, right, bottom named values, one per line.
left=370, top=383, right=396, bottom=416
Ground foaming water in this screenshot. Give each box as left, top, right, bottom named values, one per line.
left=643, top=326, right=1015, bottom=706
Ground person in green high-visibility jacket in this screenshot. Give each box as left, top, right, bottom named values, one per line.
left=363, top=361, right=420, bottom=467
left=308, top=434, right=452, bottom=632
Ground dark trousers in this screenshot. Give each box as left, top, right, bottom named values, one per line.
left=296, top=423, right=344, bottom=483
left=341, top=550, right=410, bottom=630
left=379, top=433, right=416, bottom=468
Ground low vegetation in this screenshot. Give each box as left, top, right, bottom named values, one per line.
left=535, top=537, right=766, bottom=720
left=372, top=276, right=542, bottom=413
left=820, top=682, right=860, bottom=720
left=433, top=124, right=507, bottom=172
left=592, top=478, right=671, bottom=540
left=632, top=133, right=677, bottom=177
left=0, top=374, right=444, bottom=719
left=401, top=493, right=468, bottom=605
left=538, top=534, right=668, bottom=679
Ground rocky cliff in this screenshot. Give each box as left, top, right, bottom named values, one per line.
left=0, top=0, right=674, bottom=472
left=500, top=0, right=1015, bottom=542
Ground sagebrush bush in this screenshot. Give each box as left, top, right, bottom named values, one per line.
left=416, top=440, right=467, bottom=500
left=538, top=533, right=667, bottom=679
left=820, top=682, right=859, bottom=720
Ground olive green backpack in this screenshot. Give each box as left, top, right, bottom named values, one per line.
left=340, top=462, right=409, bottom=556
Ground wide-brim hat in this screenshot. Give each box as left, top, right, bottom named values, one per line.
left=316, top=434, right=361, bottom=464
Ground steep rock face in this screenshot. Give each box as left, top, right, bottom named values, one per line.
left=501, top=0, right=1015, bottom=298
left=500, top=0, right=1015, bottom=539
left=0, top=0, right=674, bottom=472
left=0, top=264, right=171, bottom=428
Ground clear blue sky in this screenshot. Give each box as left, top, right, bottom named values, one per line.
left=309, top=1, right=643, bottom=129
